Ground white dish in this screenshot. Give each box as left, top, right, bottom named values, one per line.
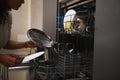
left=22, top=51, right=45, bottom=63
left=63, top=9, right=76, bottom=29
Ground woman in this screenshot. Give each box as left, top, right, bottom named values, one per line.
left=0, top=0, right=36, bottom=67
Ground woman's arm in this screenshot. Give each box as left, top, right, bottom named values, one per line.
left=4, top=40, right=36, bottom=49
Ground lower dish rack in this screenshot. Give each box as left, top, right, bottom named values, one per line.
left=31, top=52, right=84, bottom=80
left=56, top=53, right=81, bottom=79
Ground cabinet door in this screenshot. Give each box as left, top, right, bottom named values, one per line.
left=93, top=0, right=120, bottom=80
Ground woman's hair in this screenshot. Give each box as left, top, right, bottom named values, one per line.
left=0, top=0, right=9, bottom=24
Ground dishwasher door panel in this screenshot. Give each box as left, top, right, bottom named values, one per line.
left=8, top=66, right=31, bottom=80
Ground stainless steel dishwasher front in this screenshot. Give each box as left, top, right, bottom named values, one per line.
left=8, top=64, right=31, bottom=80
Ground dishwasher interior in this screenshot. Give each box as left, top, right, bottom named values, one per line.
left=30, top=41, right=93, bottom=80
left=29, top=0, right=95, bottom=80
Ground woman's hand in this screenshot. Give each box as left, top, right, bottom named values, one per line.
left=24, top=41, right=36, bottom=48
left=4, top=40, right=37, bottom=49
left=0, top=54, right=21, bottom=67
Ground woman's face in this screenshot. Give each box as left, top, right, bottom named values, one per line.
left=7, top=0, right=24, bottom=10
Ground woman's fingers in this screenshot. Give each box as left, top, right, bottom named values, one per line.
left=0, top=54, right=21, bottom=67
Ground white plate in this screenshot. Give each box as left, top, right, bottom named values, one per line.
left=22, top=51, right=45, bottom=63
left=63, top=9, right=76, bottom=29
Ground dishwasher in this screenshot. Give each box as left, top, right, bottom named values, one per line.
left=30, top=46, right=82, bottom=80
left=0, top=28, right=93, bottom=80
left=27, top=28, right=92, bottom=80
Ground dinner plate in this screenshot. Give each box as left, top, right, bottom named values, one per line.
left=17, top=51, right=45, bottom=63
left=27, top=28, right=53, bottom=48
left=63, top=9, right=76, bottom=30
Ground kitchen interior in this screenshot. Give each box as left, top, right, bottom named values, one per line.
left=1, top=0, right=120, bottom=80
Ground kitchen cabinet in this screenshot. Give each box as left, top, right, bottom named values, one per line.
left=43, top=0, right=57, bottom=41
left=93, top=0, right=120, bottom=80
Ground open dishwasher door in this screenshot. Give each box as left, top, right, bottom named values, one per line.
left=8, top=63, right=32, bottom=80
